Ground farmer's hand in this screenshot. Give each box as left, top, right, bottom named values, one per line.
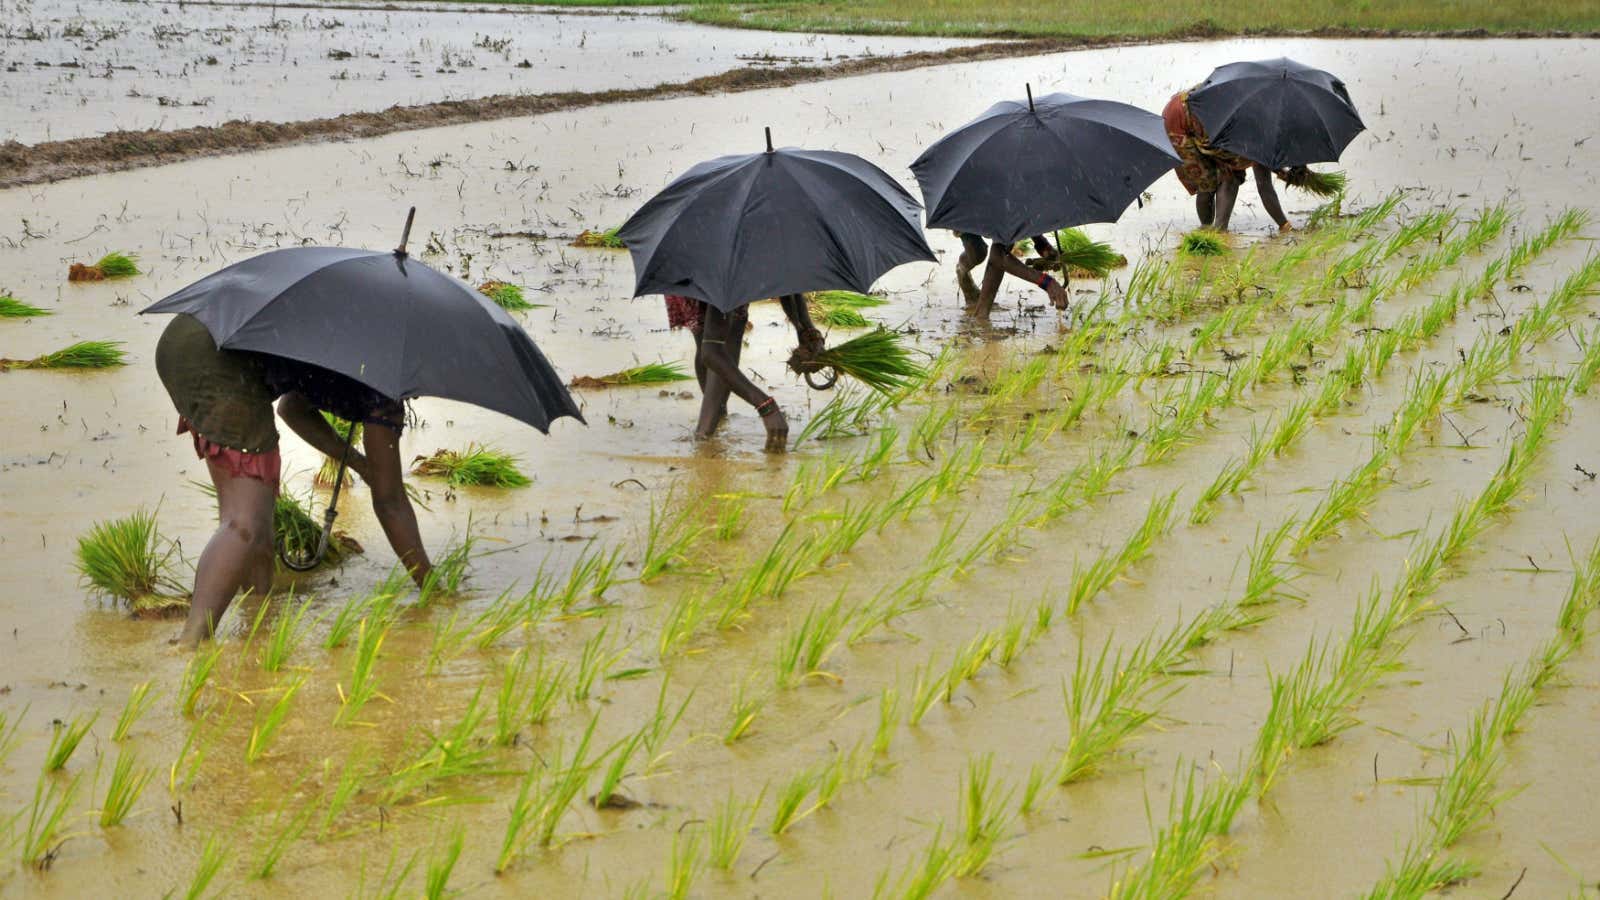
left=798, top=325, right=825, bottom=356
left=1045, top=279, right=1070, bottom=311
left=760, top=404, right=788, bottom=453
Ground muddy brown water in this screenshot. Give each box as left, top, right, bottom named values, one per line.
left=2, top=35, right=1600, bottom=899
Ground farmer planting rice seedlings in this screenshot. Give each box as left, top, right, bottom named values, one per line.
left=9, top=11, right=1600, bottom=898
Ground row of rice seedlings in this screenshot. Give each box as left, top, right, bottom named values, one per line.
left=1366, top=537, right=1600, bottom=896
left=74, top=507, right=188, bottom=614
left=0, top=339, right=127, bottom=370
left=382, top=687, right=500, bottom=807
left=99, top=750, right=155, bottom=827
left=1506, top=208, right=1590, bottom=278
left=639, top=490, right=707, bottom=582
left=410, top=444, right=531, bottom=487
left=0, top=293, right=49, bottom=317
left=1065, top=492, right=1176, bottom=615
left=809, top=290, right=885, bottom=328
left=772, top=593, right=850, bottom=687
left=1142, top=372, right=1227, bottom=462
left=767, top=742, right=866, bottom=835
left=496, top=714, right=601, bottom=872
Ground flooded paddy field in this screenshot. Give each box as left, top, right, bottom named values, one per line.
left=2, top=34, right=1600, bottom=899
left=0, top=0, right=977, bottom=144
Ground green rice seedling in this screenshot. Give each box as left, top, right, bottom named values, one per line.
left=1364, top=843, right=1477, bottom=899
left=318, top=752, right=368, bottom=839
left=775, top=594, right=850, bottom=687
left=95, top=251, right=140, bottom=277
left=1050, top=228, right=1127, bottom=278
left=531, top=715, right=601, bottom=848
left=0, top=294, right=49, bottom=317
left=270, top=486, right=359, bottom=568
left=1506, top=208, right=1587, bottom=277
left=570, top=625, right=618, bottom=703
left=1056, top=638, right=1160, bottom=784
left=1179, top=232, right=1226, bottom=257
left=0, top=706, right=23, bottom=768
left=872, top=687, right=900, bottom=757
left=423, top=825, right=465, bottom=899
left=994, top=604, right=1031, bottom=669
left=662, top=829, right=703, bottom=900
left=707, top=789, right=762, bottom=870
left=811, top=303, right=871, bottom=328
left=335, top=617, right=388, bottom=726
left=1238, top=518, right=1302, bottom=607
left=259, top=595, right=314, bottom=673
left=179, top=640, right=224, bottom=717
left=477, top=280, right=537, bottom=311
left=423, top=610, right=471, bottom=677
left=813, top=289, right=888, bottom=309
left=181, top=834, right=229, bottom=900
left=2, top=339, right=127, bottom=371
left=954, top=753, right=1016, bottom=878
left=1189, top=457, right=1244, bottom=526
left=493, top=648, right=535, bottom=746
left=592, top=729, right=644, bottom=809
left=252, top=803, right=313, bottom=879
left=573, top=361, right=692, bottom=388
left=1266, top=395, right=1316, bottom=457
left=1019, top=761, right=1049, bottom=816
left=640, top=490, right=707, bottom=583
left=415, top=530, right=477, bottom=606
left=877, top=824, right=958, bottom=900
left=573, top=226, right=625, bottom=248
left=247, top=676, right=304, bottom=763
left=355, top=848, right=421, bottom=900
left=806, top=328, right=926, bottom=394
left=942, top=630, right=997, bottom=702
left=1426, top=672, right=1537, bottom=848
left=657, top=591, right=707, bottom=661
left=112, top=680, right=158, bottom=742
left=1282, top=168, right=1346, bottom=198
left=1065, top=550, right=1120, bottom=617
left=99, top=750, right=154, bottom=827
left=412, top=444, right=531, bottom=487
left=324, top=595, right=370, bottom=650
left=1293, top=449, right=1387, bottom=555
left=313, top=412, right=363, bottom=486
left=1107, top=764, right=1248, bottom=899
left=75, top=507, right=186, bottom=613
left=382, top=688, right=498, bottom=806
left=723, top=677, right=766, bottom=745
left=640, top=674, right=692, bottom=765
left=554, top=541, right=623, bottom=610
left=21, top=771, right=82, bottom=869
left=769, top=768, right=817, bottom=835
left=713, top=494, right=749, bottom=541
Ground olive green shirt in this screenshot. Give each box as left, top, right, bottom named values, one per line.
left=154, top=313, right=279, bottom=453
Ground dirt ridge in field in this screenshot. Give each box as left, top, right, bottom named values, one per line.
left=2, top=27, right=1594, bottom=189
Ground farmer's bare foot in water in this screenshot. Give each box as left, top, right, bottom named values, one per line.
left=761, top=406, right=789, bottom=453
left=956, top=262, right=980, bottom=306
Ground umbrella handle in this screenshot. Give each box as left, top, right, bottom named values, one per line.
left=804, top=367, right=839, bottom=391
left=279, top=423, right=357, bottom=572
left=395, top=207, right=416, bottom=257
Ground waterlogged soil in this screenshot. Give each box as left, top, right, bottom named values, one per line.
left=1, top=35, right=1599, bottom=899
left=0, top=0, right=978, bottom=144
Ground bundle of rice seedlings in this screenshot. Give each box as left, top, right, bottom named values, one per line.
left=810, top=304, right=870, bottom=328
left=570, top=361, right=691, bottom=389
left=1051, top=228, right=1128, bottom=278
left=810, top=290, right=887, bottom=309
left=412, top=444, right=531, bottom=487
left=808, top=291, right=884, bottom=329
left=477, top=280, right=539, bottom=312
left=0, top=294, right=49, bottom=317
left=315, top=412, right=363, bottom=487
left=274, top=488, right=362, bottom=565
left=68, top=251, right=140, bottom=281
left=572, top=227, right=625, bottom=249
left=795, top=328, right=925, bottom=394
left=1281, top=168, right=1347, bottom=198
left=1180, top=232, right=1228, bottom=257
left=75, top=508, right=188, bottom=616
left=1, top=340, right=127, bottom=371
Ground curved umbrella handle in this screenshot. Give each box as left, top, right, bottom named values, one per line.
left=804, top=367, right=839, bottom=391
left=279, top=423, right=356, bottom=572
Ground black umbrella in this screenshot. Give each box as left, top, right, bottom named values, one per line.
left=912, top=87, right=1180, bottom=245
left=618, top=129, right=936, bottom=314
left=142, top=210, right=583, bottom=568
left=1185, top=58, right=1365, bottom=170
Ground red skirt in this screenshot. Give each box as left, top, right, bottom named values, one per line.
left=665, top=294, right=705, bottom=334
left=178, top=418, right=281, bottom=488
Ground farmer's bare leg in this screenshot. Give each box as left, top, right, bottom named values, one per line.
left=955, top=232, right=987, bottom=307
left=1211, top=172, right=1242, bottom=232
left=990, top=243, right=1071, bottom=310
left=1196, top=191, right=1216, bottom=228
left=697, top=306, right=787, bottom=451
left=181, top=461, right=276, bottom=646
left=973, top=241, right=1009, bottom=319
left=364, top=420, right=432, bottom=587
left=1253, top=164, right=1291, bottom=231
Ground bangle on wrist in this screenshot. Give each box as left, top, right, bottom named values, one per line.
left=755, top=396, right=778, bottom=416
left=1037, top=273, right=1055, bottom=290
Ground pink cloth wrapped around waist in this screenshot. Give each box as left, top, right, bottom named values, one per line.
left=665, top=294, right=705, bottom=334
left=178, top=418, right=281, bottom=488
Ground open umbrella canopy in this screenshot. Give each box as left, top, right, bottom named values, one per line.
left=912, top=89, right=1180, bottom=245
left=618, top=136, right=935, bottom=314
left=1186, top=58, right=1365, bottom=169
left=141, top=246, right=583, bottom=433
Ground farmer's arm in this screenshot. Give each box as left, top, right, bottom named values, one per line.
left=1253, top=165, right=1290, bottom=230
left=778, top=294, right=824, bottom=353
left=277, top=392, right=371, bottom=480
left=988, top=244, right=1071, bottom=311
left=362, top=417, right=432, bottom=586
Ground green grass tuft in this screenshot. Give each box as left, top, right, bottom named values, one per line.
left=412, top=444, right=532, bottom=487
left=0, top=294, right=49, bottom=317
